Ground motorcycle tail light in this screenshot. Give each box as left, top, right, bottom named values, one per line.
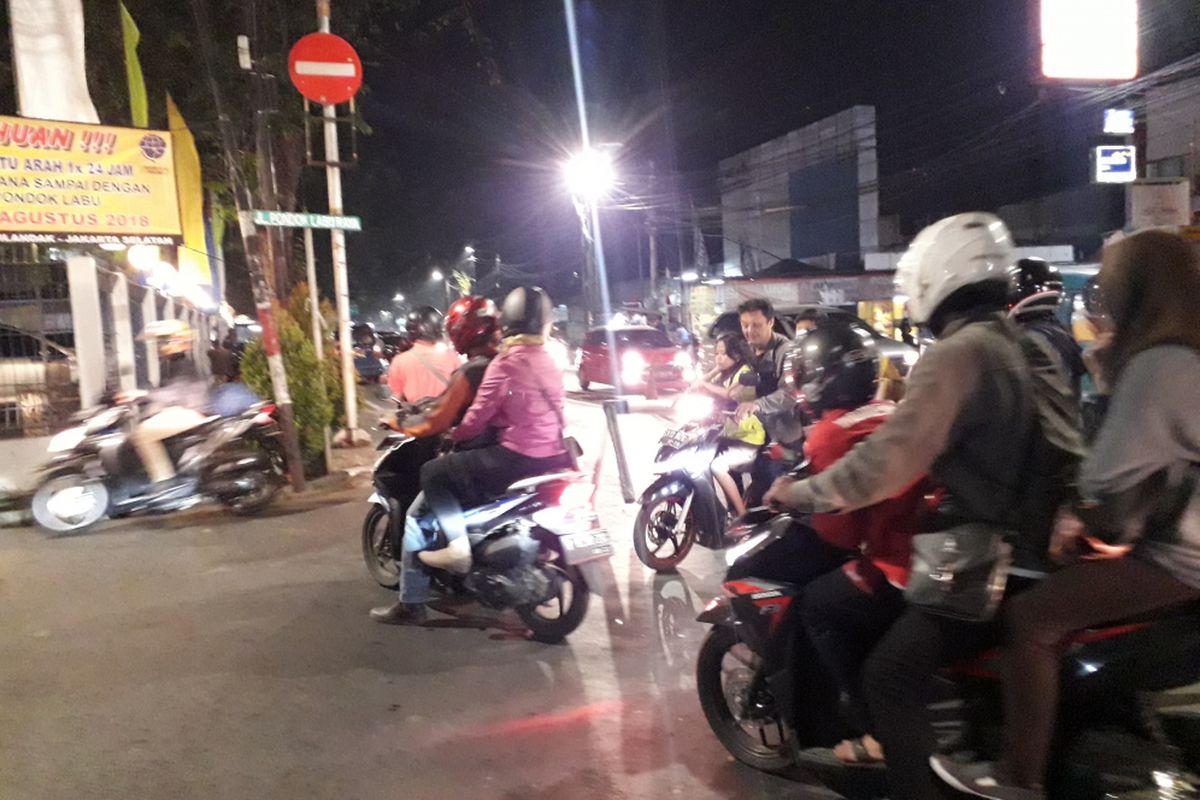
left=558, top=481, right=595, bottom=510
left=262, top=404, right=276, bottom=415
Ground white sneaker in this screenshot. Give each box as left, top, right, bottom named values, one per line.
left=418, top=537, right=472, bottom=574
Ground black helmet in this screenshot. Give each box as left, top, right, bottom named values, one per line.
left=501, top=286, right=553, bottom=338
left=783, top=321, right=879, bottom=419
left=405, top=306, right=444, bottom=342
left=1008, top=258, right=1064, bottom=313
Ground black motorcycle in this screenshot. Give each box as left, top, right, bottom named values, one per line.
left=363, top=432, right=613, bottom=642
left=31, top=401, right=286, bottom=533
left=695, top=509, right=1200, bottom=799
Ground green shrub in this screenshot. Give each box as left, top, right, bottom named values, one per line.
left=241, top=308, right=332, bottom=473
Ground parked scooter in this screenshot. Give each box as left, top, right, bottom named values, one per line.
left=632, top=393, right=790, bottom=572
left=31, top=401, right=286, bottom=533
left=364, top=432, right=613, bottom=641
left=695, top=507, right=1200, bottom=799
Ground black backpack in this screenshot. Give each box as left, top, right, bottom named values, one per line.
left=1003, top=321, right=1087, bottom=563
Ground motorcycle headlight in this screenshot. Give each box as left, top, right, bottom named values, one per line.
left=674, top=393, right=713, bottom=423
left=48, top=426, right=86, bottom=453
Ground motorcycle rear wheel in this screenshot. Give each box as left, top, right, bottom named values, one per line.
left=696, top=626, right=795, bottom=774
left=31, top=471, right=109, bottom=534
left=517, top=560, right=590, bottom=643
left=220, top=472, right=278, bottom=516
left=633, top=493, right=698, bottom=572
left=362, top=505, right=400, bottom=589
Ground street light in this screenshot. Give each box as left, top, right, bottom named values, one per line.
left=563, top=148, right=616, bottom=201
left=463, top=245, right=474, bottom=256
left=430, top=269, right=444, bottom=282
left=681, top=270, right=700, bottom=283
left=430, top=269, right=449, bottom=311
left=392, top=292, right=404, bottom=304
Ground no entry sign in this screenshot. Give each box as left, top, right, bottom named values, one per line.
left=288, top=33, right=362, bottom=106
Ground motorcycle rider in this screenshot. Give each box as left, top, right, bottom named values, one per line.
left=930, top=229, right=1200, bottom=800
left=128, top=319, right=212, bottom=499
left=1008, top=258, right=1085, bottom=400
left=386, top=305, right=461, bottom=403
left=763, top=212, right=1039, bottom=800
left=789, top=322, right=929, bottom=767
left=371, top=296, right=502, bottom=625
left=732, top=298, right=806, bottom=505
left=373, top=287, right=571, bottom=624
left=694, top=333, right=765, bottom=517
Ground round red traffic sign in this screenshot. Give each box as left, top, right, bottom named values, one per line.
left=288, top=32, right=362, bottom=106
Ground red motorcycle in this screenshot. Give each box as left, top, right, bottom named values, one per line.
left=696, top=509, right=1200, bottom=799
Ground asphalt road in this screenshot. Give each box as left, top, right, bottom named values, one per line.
left=0, top=399, right=833, bottom=800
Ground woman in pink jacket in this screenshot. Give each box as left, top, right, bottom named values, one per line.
left=417, top=286, right=571, bottom=574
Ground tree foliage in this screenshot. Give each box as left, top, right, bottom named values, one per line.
left=240, top=307, right=331, bottom=473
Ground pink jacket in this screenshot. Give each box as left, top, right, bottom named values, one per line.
left=452, top=344, right=566, bottom=459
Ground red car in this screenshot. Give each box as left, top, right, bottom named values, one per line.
left=577, top=326, right=694, bottom=395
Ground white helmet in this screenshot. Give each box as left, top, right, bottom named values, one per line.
left=895, top=212, right=1015, bottom=325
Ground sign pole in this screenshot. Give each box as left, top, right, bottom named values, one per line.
left=315, top=0, right=367, bottom=446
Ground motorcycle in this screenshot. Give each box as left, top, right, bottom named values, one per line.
left=31, top=401, right=286, bottom=533
left=364, top=432, right=613, bottom=642
left=632, top=393, right=791, bottom=572
left=695, top=508, right=1200, bottom=799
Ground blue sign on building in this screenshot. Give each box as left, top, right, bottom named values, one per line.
left=1094, top=145, right=1136, bottom=184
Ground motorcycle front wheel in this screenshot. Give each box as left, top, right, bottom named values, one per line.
left=31, top=471, right=110, bottom=534
left=633, top=492, right=698, bottom=572
left=517, top=559, right=590, bottom=643
left=696, top=626, right=795, bottom=774
left=362, top=504, right=400, bottom=589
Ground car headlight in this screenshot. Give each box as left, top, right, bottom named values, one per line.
left=621, top=351, right=647, bottom=383
left=48, top=425, right=86, bottom=453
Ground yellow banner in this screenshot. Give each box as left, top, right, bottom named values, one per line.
left=0, top=115, right=182, bottom=245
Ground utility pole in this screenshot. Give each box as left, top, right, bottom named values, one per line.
left=246, top=0, right=288, bottom=298
left=647, top=160, right=658, bottom=308
left=189, top=0, right=306, bottom=491
left=316, top=0, right=367, bottom=446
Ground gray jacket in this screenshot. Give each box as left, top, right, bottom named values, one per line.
left=781, top=314, right=1035, bottom=525
left=1079, top=345, right=1200, bottom=588
left=751, top=332, right=806, bottom=446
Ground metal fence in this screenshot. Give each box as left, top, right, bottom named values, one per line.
left=0, top=254, right=80, bottom=437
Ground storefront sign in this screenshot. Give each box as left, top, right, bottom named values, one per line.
left=1130, top=179, right=1192, bottom=229
left=718, top=273, right=896, bottom=308
left=1103, top=108, right=1135, bottom=134
left=0, top=116, right=181, bottom=245
left=1094, top=145, right=1136, bottom=184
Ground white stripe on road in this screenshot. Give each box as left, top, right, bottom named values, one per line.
left=294, top=60, right=357, bottom=77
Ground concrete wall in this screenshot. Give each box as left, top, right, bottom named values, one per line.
left=719, top=105, right=879, bottom=274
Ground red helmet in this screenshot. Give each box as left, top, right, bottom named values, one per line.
left=446, top=296, right=500, bottom=355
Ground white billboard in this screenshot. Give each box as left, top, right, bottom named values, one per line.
left=1041, top=0, right=1138, bottom=81
left=1131, top=179, right=1192, bottom=229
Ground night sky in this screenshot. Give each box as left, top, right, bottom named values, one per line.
left=340, top=0, right=1200, bottom=317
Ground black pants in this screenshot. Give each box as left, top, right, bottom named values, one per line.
left=861, top=608, right=997, bottom=800
left=1000, top=555, right=1200, bottom=787
left=420, top=445, right=571, bottom=543
left=802, top=566, right=906, bottom=734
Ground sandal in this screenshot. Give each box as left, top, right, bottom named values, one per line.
left=834, top=736, right=885, bottom=766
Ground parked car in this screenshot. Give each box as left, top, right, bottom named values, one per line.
left=577, top=326, right=693, bottom=395
left=706, top=304, right=920, bottom=374
left=350, top=322, right=388, bottom=384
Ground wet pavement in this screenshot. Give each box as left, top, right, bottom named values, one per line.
left=0, top=400, right=833, bottom=800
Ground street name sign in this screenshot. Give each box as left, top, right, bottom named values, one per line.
left=253, top=210, right=361, bottom=231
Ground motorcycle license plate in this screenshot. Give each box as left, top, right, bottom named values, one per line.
left=661, top=428, right=691, bottom=449
left=561, top=529, right=613, bottom=564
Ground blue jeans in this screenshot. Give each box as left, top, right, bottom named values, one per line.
left=398, top=492, right=437, bottom=604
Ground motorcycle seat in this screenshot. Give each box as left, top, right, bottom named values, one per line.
left=506, top=471, right=587, bottom=492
